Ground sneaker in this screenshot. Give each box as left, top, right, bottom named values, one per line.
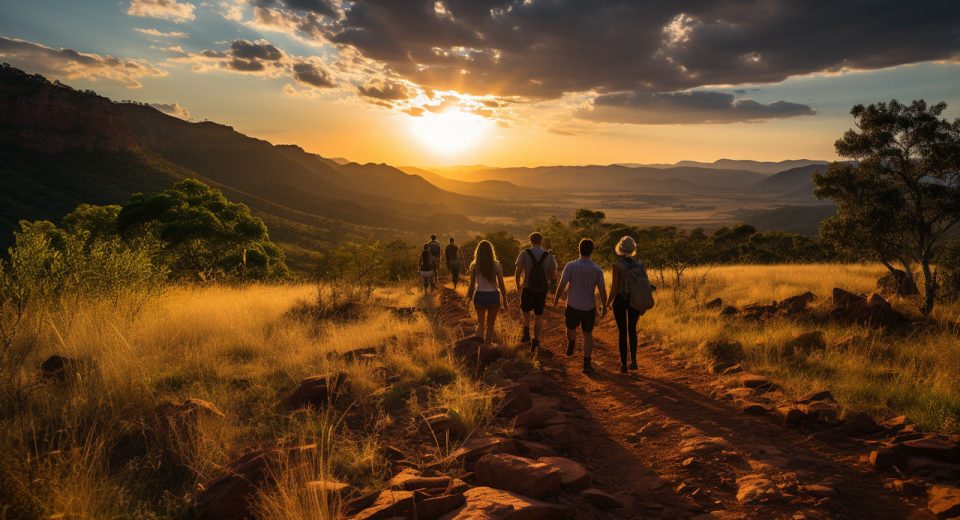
left=566, top=340, right=575, bottom=357
left=582, top=358, right=594, bottom=374
left=629, top=361, right=638, bottom=370
left=530, top=338, right=540, bottom=353
left=520, top=327, right=531, bottom=343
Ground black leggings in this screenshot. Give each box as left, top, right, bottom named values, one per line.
left=612, top=295, right=640, bottom=365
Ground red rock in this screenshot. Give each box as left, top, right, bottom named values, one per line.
left=777, top=292, right=816, bottom=313
left=438, top=486, right=569, bottom=519
left=722, top=387, right=755, bottom=400
left=869, top=448, right=897, bottom=470
left=474, top=453, right=563, bottom=498
left=798, top=401, right=840, bottom=425
left=419, top=493, right=467, bottom=520
left=515, top=440, right=557, bottom=458
left=425, top=412, right=466, bottom=439
left=896, top=434, right=960, bottom=464
left=497, top=381, right=533, bottom=416
left=891, top=479, right=925, bottom=497
left=515, top=407, right=565, bottom=429
left=352, top=490, right=417, bottom=520
left=928, top=485, right=960, bottom=519
left=388, top=468, right=452, bottom=491
left=739, top=374, right=780, bottom=392
left=698, top=339, right=744, bottom=363
left=539, top=456, right=590, bottom=491
left=581, top=488, right=625, bottom=509
left=739, top=402, right=769, bottom=416
left=450, top=437, right=520, bottom=469
left=775, top=405, right=806, bottom=428
left=534, top=424, right=573, bottom=447
left=736, top=475, right=780, bottom=504
left=284, top=372, right=347, bottom=409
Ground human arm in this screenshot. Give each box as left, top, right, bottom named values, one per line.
left=497, top=265, right=509, bottom=310
left=514, top=262, right=523, bottom=293
left=466, top=266, right=476, bottom=300
left=597, top=269, right=609, bottom=317
left=553, top=265, right=569, bottom=306
left=606, top=263, right=620, bottom=308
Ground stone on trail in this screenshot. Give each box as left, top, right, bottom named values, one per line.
left=496, top=381, right=533, bottom=417
left=798, top=401, right=840, bottom=425
left=895, top=434, right=960, bottom=464
left=425, top=412, right=466, bottom=439
left=387, top=467, right=452, bottom=491
left=777, top=292, right=816, bottom=314
left=927, top=485, right=960, bottom=519
left=351, top=490, right=417, bottom=520
left=739, top=374, right=781, bottom=392
left=419, top=493, right=467, bottom=520
left=581, top=488, right=625, bottom=509
left=775, top=405, right=806, bottom=428
left=515, top=407, right=566, bottom=429
left=473, top=453, right=563, bottom=498
left=515, top=440, right=557, bottom=459
left=450, top=437, right=521, bottom=469
left=539, top=456, right=590, bottom=491
left=869, top=448, right=897, bottom=470
left=796, top=390, right=834, bottom=404
left=839, top=411, right=881, bottom=436
left=438, top=486, right=569, bottom=520
left=736, top=475, right=781, bottom=504
left=284, top=372, right=348, bottom=409
left=739, top=401, right=770, bottom=416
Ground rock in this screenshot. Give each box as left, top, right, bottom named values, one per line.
left=869, top=448, right=897, bottom=470
left=882, top=415, right=910, bottom=432
left=698, top=339, right=744, bottom=363
left=497, top=382, right=533, bottom=416
left=739, top=402, right=769, bottom=416
left=151, top=398, right=225, bottom=447
left=736, top=475, right=781, bottom=504
left=739, top=374, right=780, bottom=392
left=905, top=456, right=960, bottom=480
left=740, top=302, right=778, bottom=320
left=798, top=401, right=840, bottom=425
left=388, top=468, right=452, bottom=491
left=305, top=479, right=352, bottom=499
left=720, top=305, right=738, bottom=316
left=40, top=355, right=91, bottom=382
left=799, top=484, right=836, bottom=498
left=895, top=434, right=960, bottom=464
left=473, top=453, right=563, bottom=498
left=581, top=488, right=624, bottom=509
left=841, top=411, right=881, bottom=436
left=784, top=331, right=826, bottom=356
left=515, top=407, right=565, bottom=429
left=439, top=486, right=569, bottom=520
left=775, top=405, right=806, bottom=428
left=352, top=490, right=417, bottom=520
left=891, top=479, right=926, bottom=497
left=704, top=297, right=724, bottom=309
left=515, top=440, right=557, bottom=459
left=539, top=456, right=590, bottom=491
left=720, top=387, right=754, bottom=401
left=284, top=372, right=348, bottom=409
left=419, top=493, right=467, bottom=520
left=450, top=437, right=520, bottom=469
left=876, top=270, right=919, bottom=297
left=830, top=288, right=906, bottom=327
left=194, top=444, right=316, bottom=519
left=534, top=424, right=574, bottom=447
left=529, top=394, right=561, bottom=410
left=425, top=412, right=466, bottom=439
left=796, top=390, right=834, bottom=404
left=928, top=486, right=960, bottom=519
left=777, top=292, right=816, bottom=314
left=707, top=361, right=732, bottom=374
left=453, top=337, right=502, bottom=368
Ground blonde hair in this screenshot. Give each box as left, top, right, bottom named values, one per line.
left=470, top=240, right=497, bottom=282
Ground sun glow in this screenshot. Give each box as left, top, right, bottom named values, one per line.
left=409, top=109, right=489, bottom=155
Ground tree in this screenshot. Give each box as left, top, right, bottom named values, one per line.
left=117, top=179, right=287, bottom=281
left=814, top=100, right=960, bottom=314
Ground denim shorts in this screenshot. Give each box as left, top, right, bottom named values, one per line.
left=473, top=290, right=500, bottom=307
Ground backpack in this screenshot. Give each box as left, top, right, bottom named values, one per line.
left=420, top=252, right=434, bottom=271
left=525, top=249, right=549, bottom=294
left=619, top=258, right=655, bottom=313
left=429, top=241, right=441, bottom=257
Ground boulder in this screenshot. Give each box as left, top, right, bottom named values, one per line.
left=720, top=305, right=739, bottom=316
left=698, top=339, right=745, bottom=363
left=419, top=493, right=467, bottom=520
left=40, top=355, right=91, bottom=382
left=450, top=437, right=520, bottom=469
left=928, top=486, right=960, bottom=519
left=473, top=453, right=563, bottom=498
left=876, top=270, right=919, bottom=297
left=798, top=401, right=840, bottom=425
left=704, top=297, right=724, bottom=310
left=515, top=407, right=566, bottom=429
left=580, top=488, right=624, bottom=509
left=352, top=490, right=417, bottom=520
left=425, top=412, right=466, bottom=439
left=895, top=435, right=960, bottom=464
left=777, top=292, right=816, bottom=314
left=775, top=405, right=806, bottom=428
left=736, top=475, right=781, bottom=504
left=739, top=402, right=770, bottom=416
left=796, top=390, right=834, bottom=404
left=539, top=456, right=590, bottom=491
left=453, top=336, right=502, bottom=368
left=284, top=372, right=348, bottom=409
left=830, top=288, right=906, bottom=327
left=497, top=382, right=533, bottom=417
left=840, top=411, right=881, bottom=436
left=439, top=486, right=569, bottom=520
left=388, top=468, right=452, bottom=491
left=869, top=448, right=897, bottom=470
left=515, top=440, right=557, bottom=459
left=534, top=424, right=574, bottom=448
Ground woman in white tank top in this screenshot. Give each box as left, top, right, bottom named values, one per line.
left=466, top=240, right=508, bottom=345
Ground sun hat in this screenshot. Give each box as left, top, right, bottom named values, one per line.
left=615, top=236, right=637, bottom=257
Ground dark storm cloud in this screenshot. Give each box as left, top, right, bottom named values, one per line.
left=292, top=61, right=334, bottom=87
left=254, top=0, right=337, bottom=17
left=272, top=0, right=960, bottom=101
left=230, top=39, right=283, bottom=61
left=577, top=91, right=815, bottom=124
left=357, top=78, right=414, bottom=101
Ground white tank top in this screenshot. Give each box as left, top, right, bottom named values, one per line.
left=473, top=261, right=501, bottom=292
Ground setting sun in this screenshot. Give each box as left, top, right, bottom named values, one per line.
left=408, top=108, right=489, bottom=155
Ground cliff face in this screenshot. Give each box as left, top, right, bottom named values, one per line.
left=0, top=66, right=139, bottom=153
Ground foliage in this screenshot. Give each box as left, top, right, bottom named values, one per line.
left=461, top=231, right=521, bottom=270
left=815, top=99, right=960, bottom=314
left=939, top=241, right=960, bottom=301
left=313, top=239, right=419, bottom=284
left=117, top=179, right=287, bottom=282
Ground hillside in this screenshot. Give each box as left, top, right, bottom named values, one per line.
left=620, top=158, right=828, bottom=174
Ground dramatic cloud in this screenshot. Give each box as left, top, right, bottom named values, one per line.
left=127, top=0, right=196, bottom=22
left=149, top=102, right=190, bottom=119
left=228, top=39, right=283, bottom=71
left=0, top=36, right=165, bottom=88
left=292, top=60, right=333, bottom=87
left=254, top=0, right=337, bottom=18
left=357, top=78, right=414, bottom=101
left=577, top=91, right=815, bottom=124
left=134, top=27, right=188, bottom=38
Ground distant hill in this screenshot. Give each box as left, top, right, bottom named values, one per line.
left=734, top=205, right=836, bottom=236
left=399, top=165, right=526, bottom=198
left=619, top=159, right=828, bottom=174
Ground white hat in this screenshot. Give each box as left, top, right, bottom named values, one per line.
left=615, top=236, right=637, bottom=257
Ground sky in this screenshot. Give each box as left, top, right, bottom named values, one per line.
left=1, top=0, right=959, bottom=167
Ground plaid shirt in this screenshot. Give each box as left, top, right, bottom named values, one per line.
left=559, top=258, right=604, bottom=311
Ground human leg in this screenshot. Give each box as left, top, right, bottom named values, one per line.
left=628, top=305, right=640, bottom=369
left=612, top=296, right=629, bottom=367
left=484, top=305, right=499, bottom=344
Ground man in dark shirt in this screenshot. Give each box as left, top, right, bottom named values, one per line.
left=444, top=237, right=465, bottom=288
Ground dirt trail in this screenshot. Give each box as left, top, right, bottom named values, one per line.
left=522, top=303, right=931, bottom=519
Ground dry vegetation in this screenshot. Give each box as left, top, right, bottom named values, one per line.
left=632, top=264, right=960, bottom=433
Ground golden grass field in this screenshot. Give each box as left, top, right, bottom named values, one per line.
left=1, top=264, right=958, bottom=518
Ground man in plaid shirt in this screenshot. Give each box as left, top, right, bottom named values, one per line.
left=553, top=238, right=607, bottom=373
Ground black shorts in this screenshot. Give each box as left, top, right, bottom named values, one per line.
left=565, top=307, right=597, bottom=333
left=520, top=288, right=547, bottom=315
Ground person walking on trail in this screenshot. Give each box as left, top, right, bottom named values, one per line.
left=515, top=232, right=557, bottom=352
left=418, top=244, right=437, bottom=292
left=466, top=240, right=508, bottom=345
left=606, top=236, right=655, bottom=373
left=428, top=235, right=442, bottom=284
left=554, top=238, right=607, bottom=373
left=445, top=237, right=465, bottom=289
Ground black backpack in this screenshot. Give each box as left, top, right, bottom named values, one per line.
left=525, top=249, right=549, bottom=294
left=420, top=252, right=434, bottom=271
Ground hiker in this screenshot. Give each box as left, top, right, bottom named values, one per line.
left=514, top=232, right=558, bottom=351
left=445, top=237, right=465, bottom=289
left=418, top=243, right=437, bottom=292
left=554, top=238, right=607, bottom=373
left=606, top=236, right=655, bottom=373
left=466, top=240, right=508, bottom=345
left=428, top=235, right=442, bottom=284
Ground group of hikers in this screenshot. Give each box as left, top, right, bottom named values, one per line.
left=418, top=232, right=655, bottom=374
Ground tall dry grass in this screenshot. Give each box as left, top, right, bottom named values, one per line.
left=627, top=264, right=960, bottom=432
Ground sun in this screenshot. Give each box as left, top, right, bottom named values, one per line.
left=408, top=109, right=489, bottom=155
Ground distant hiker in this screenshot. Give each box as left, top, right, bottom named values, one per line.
left=606, top=236, right=655, bottom=373
left=515, top=232, right=558, bottom=351
left=554, top=238, right=607, bottom=373
left=429, top=234, right=442, bottom=284
left=466, top=240, right=508, bottom=345
left=445, top=237, right=465, bottom=289
left=419, top=243, right=437, bottom=292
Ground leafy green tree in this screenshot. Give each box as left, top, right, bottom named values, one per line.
left=461, top=231, right=520, bottom=269
left=117, top=179, right=287, bottom=281
left=814, top=100, right=960, bottom=314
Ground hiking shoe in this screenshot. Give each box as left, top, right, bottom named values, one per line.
left=566, top=340, right=575, bottom=357
left=530, top=338, right=540, bottom=353
left=520, top=327, right=531, bottom=343
left=582, top=358, right=594, bottom=374
left=620, top=364, right=628, bottom=374
left=629, top=361, right=638, bottom=371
